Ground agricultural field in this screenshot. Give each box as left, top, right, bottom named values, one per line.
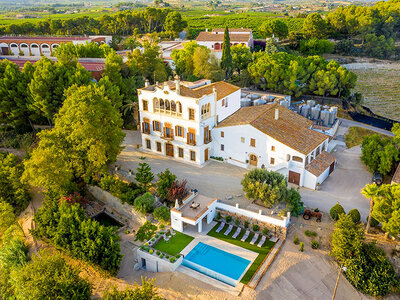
left=343, top=60, right=400, bottom=122
left=184, top=12, right=304, bottom=39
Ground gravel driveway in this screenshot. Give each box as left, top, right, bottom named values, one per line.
left=117, top=131, right=372, bottom=217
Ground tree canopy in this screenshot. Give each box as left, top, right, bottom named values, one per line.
left=248, top=52, right=356, bottom=98
left=360, top=134, right=399, bottom=175
left=241, top=169, right=288, bottom=207
left=0, top=152, right=31, bottom=214
left=367, top=183, right=400, bottom=238
left=23, top=84, right=125, bottom=195
left=220, top=26, right=233, bottom=79
left=259, top=19, right=288, bottom=39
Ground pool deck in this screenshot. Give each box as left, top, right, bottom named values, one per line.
left=178, top=220, right=259, bottom=290
left=180, top=221, right=258, bottom=263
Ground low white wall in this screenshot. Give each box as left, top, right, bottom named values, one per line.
left=210, top=201, right=290, bottom=228
left=88, top=185, right=147, bottom=225
left=137, top=249, right=183, bottom=272
left=303, top=171, right=317, bottom=190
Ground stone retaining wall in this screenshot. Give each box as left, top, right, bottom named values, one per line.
left=215, top=209, right=287, bottom=239
left=88, top=185, right=148, bottom=227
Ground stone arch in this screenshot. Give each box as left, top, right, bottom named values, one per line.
left=176, top=101, right=182, bottom=114
left=30, top=43, right=40, bottom=56
left=20, top=43, right=29, bottom=56
left=171, top=100, right=176, bottom=112
left=41, top=43, right=51, bottom=56
left=10, top=43, right=19, bottom=55
left=153, top=98, right=159, bottom=110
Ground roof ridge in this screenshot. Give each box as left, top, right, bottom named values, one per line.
left=249, top=103, right=277, bottom=124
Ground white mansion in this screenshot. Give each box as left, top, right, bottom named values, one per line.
left=138, top=79, right=336, bottom=189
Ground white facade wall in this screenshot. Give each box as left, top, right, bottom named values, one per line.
left=138, top=82, right=241, bottom=166
left=211, top=123, right=330, bottom=187
left=210, top=201, right=290, bottom=227
left=137, top=249, right=183, bottom=272
left=216, top=89, right=241, bottom=122
left=212, top=124, right=306, bottom=169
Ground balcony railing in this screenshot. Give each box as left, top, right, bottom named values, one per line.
left=187, top=140, right=196, bottom=146
left=162, top=134, right=174, bottom=141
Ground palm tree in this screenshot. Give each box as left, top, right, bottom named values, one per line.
left=361, top=183, right=379, bottom=233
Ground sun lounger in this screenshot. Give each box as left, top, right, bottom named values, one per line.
left=224, top=224, right=233, bottom=236
left=241, top=230, right=250, bottom=242
left=216, top=222, right=225, bottom=233
left=232, top=227, right=241, bottom=239
left=250, top=233, right=259, bottom=245
left=257, top=235, right=266, bottom=247
left=269, top=236, right=278, bottom=242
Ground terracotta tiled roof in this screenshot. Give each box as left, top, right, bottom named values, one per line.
left=211, top=28, right=252, bottom=33
left=141, top=81, right=240, bottom=101
left=196, top=31, right=251, bottom=43
left=305, top=151, right=336, bottom=176
left=217, top=104, right=329, bottom=155
left=392, top=163, right=400, bottom=184
left=0, top=36, right=90, bottom=43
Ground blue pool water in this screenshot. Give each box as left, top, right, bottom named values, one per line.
left=182, top=242, right=251, bottom=286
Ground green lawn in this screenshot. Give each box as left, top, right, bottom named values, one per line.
left=154, top=231, right=194, bottom=256
left=344, top=126, right=386, bottom=148
left=207, top=222, right=275, bottom=285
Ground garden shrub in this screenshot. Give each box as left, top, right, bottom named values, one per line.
left=235, top=218, right=240, bottom=226
left=253, top=224, right=260, bottom=232
left=134, top=192, right=155, bottom=214
left=156, top=251, right=160, bottom=256
left=366, top=216, right=379, bottom=227
left=33, top=199, right=121, bottom=275
left=169, top=257, right=176, bottom=263
left=305, top=230, right=317, bottom=237
left=153, top=206, right=170, bottom=222
left=285, top=188, right=304, bottom=217
left=344, top=243, right=400, bottom=296
left=294, top=235, right=300, bottom=245
left=300, top=242, right=304, bottom=252
left=263, top=228, right=269, bottom=235
left=99, top=174, right=143, bottom=205
left=149, top=249, right=154, bottom=254
left=330, top=203, right=345, bottom=221
left=0, top=152, right=31, bottom=214
left=311, top=240, right=319, bottom=249
left=159, top=223, right=165, bottom=229
left=135, top=221, right=157, bottom=242
left=216, top=212, right=221, bottom=220
left=348, top=209, right=361, bottom=224
left=244, top=221, right=249, bottom=228
left=225, top=215, right=232, bottom=223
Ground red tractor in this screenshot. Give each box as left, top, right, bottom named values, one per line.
left=303, top=209, right=322, bottom=222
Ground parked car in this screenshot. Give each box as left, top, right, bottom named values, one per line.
left=372, top=171, right=383, bottom=186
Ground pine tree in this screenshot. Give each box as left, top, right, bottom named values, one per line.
left=135, top=157, right=154, bottom=191
left=220, top=26, right=233, bottom=79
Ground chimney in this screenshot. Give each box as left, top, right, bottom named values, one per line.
left=175, top=76, right=181, bottom=95
left=275, top=108, right=279, bottom=120
left=145, top=79, right=149, bottom=87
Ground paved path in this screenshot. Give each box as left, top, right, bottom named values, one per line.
left=117, top=131, right=248, bottom=206
left=118, top=131, right=372, bottom=219
left=339, top=118, right=394, bottom=136
left=247, top=239, right=284, bottom=289
left=299, top=146, right=371, bottom=221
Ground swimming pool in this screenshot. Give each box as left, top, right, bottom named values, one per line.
left=182, top=242, right=251, bottom=286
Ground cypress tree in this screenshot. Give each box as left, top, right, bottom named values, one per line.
left=220, top=26, right=233, bottom=79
